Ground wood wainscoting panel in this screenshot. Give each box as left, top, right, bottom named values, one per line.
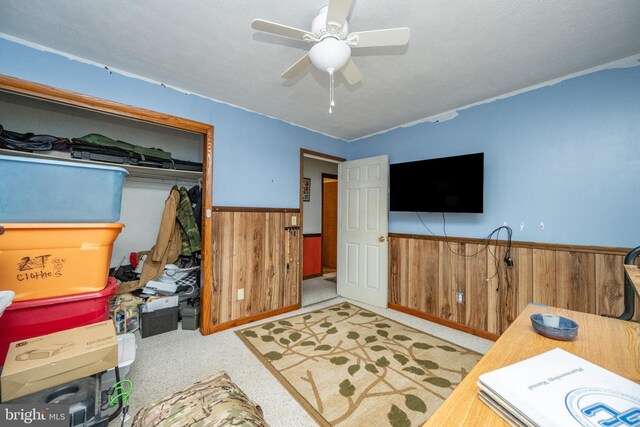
left=465, top=243, right=488, bottom=331
left=555, top=251, right=596, bottom=314
left=438, top=241, right=462, bottom=322
left=594, top=253, right=625, bottom=317
left=388, top=237, right=408, bottom=306
left=284, top=211, right=300, bottom=307
left=532, top=248, right=557, bottom=307
left=388, top=234, right=630, bottom=336
left=420, top=239, right=440, bottom=316
left=515, top=247, right=534, bottom=315
left=210, top=210, right=235, bottom=325
left=207, top=208, right=300, bottom=333
left=499, top=247, right=533, bottom=332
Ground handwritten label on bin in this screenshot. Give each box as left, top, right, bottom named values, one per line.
left=16, top=254, right=65, bottom=282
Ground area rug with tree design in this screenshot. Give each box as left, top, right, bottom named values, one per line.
left=236, top=302, right=482, bottom=426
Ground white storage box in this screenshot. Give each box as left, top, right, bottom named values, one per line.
left=0, top=155, right=128, bottom=222
left=142, top=295, right=179, bottom=313
left=101, top=333, right=136, bottom=392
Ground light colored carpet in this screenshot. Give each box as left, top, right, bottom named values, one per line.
left=115, top=298, right=493, bottom=426
left=302, top=277, right=338, bottom=307
left=237, top=302, right=482, bottom=426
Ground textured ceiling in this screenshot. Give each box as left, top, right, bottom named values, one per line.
left=1, top=0, right=639, bottom=140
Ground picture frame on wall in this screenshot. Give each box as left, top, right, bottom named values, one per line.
left=303, top=177, right=311, bottom=202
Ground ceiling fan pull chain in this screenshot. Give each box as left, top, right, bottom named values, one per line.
left=328, top=68, right=335, bottom=114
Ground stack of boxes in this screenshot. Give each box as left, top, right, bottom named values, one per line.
left=0, top=154, right=128, bottom=367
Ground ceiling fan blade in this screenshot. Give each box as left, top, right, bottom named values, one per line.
left=251, top=19, right=314, bottom=41
left=281, top=54, right=311, bottom=79
left=340, top=59, right=363, bottom=85
left=348, top=27, right=410, bottom=48
left=326, top=0, right=353, bottom=28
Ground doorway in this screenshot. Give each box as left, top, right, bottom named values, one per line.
left=300, top=150, right=344, bottom=307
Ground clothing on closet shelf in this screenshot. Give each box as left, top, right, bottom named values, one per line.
left=139, top=186, right=182, bottom=287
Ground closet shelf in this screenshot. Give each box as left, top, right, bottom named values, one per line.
left=0, top=148, right=202, bottom=181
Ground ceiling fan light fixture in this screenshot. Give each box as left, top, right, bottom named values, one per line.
left=309, top=37, right=351, bottom=73
left=252, top=0, right=410, bottom=114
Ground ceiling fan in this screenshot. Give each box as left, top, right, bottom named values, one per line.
left=251, top=0, right=410, bottom=112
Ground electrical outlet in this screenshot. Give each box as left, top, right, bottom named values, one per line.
left=456, top=291, right=464, bottom=304
left=291, top=215, right=297, bottom=226
left=237, top=288, right=245, bottom=301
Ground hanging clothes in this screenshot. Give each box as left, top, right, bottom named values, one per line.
left=178, top=187, right=201, bottom=256
left=139, top=186, right=182, bottom=286
left=187, top=183, right=202, bottom=232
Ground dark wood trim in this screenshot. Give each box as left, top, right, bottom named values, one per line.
left=388, top=233, right=629, bottom=256
left=0, top=74, right=215, bottom=337
left=0, top=74, right=211, bottom=134
left=200, top=128, right=214, bottom=335
left=299, top=151, right=305, bottom=307
left=388, top=303, right=500, bottom=341
left=204, top=304, right=300, bottom=334
left=304, top=233, right=322, bottom=238
left=301, top=148, right=346, bottom=163
left=303, top=273, right=324, bottom=279
left=212, top=206, right=300, bottom=213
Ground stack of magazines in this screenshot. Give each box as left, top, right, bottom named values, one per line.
left=477, top=348, right=640, bottom=427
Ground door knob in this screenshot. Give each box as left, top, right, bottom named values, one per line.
left=379, top=236, right=386, bottom=242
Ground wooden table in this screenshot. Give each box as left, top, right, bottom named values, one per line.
left=425, top=304, right=640, bottom=426
left=624, top=264, right=640, bottom=296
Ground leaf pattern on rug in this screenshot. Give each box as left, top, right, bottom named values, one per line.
left=237, top=303, right=482, bottom=426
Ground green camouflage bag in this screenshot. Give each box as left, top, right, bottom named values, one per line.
left=72, top=133, right=172, bottom=161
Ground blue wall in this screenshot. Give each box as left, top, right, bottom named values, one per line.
left=0, top=39, right=346, bottom=208
left=2, top=38, right=638, bottom=248
left=348, top=66, right=640, bottom=248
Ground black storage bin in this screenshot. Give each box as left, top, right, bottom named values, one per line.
left=141, top=306, right=179, bottom=338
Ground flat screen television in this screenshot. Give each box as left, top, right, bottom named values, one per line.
left=390, top=152, right=484, bottom=213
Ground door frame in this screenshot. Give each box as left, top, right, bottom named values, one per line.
left=299, top=149, right=345, bottom=305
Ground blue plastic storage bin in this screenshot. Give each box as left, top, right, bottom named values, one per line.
left=0, top=155, right=128, bottom=222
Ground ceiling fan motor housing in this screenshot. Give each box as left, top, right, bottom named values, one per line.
left=312, top=5, right=348, bottom=39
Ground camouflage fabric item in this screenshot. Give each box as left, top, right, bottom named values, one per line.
left=132, top=371, right=269, bottom=427
left=73, top=133, right=172, bottom=161
left=177, top=186, right=201, bottom=256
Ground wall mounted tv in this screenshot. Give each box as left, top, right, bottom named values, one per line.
left=390, top=152, right=484, bottom=213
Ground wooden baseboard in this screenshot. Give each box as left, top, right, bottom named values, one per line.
left=202, top=304, right=300, bottom=335
left=388, top=303, right=500, bottom=341
left=303, top=273, right=323, bottom=279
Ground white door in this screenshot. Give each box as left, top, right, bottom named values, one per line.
left=337, top=155, right=389, bottom=307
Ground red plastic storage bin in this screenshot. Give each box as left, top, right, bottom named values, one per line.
left=0, top=278, right=118, bottom=366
